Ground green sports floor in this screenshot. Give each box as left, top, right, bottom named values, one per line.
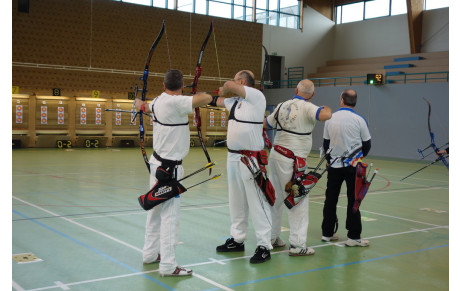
left=12, top=147, right=449, bottom=290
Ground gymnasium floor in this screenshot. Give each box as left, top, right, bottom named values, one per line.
left=12, top=147, right=449, bottom=290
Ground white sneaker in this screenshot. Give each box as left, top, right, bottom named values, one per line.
left=321, top=233, right=339, bottom=242
left=160, top=266, right=192, bottom=277
left=271, top=237, right=286, bottom=248
left=345, top=238, right=369, bottom=247
left=289, top=246, right=315, bottom=256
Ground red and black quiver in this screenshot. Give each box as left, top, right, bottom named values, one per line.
left=239, top=150, right=276, bottom=206
left=284, top=171, right=322, bottom=209
left=353, top=162, right=378, bottom=213
left=138, top=179, right=187, bottom=211
left=283, top=149, right=331, bottom=209
left=138, top=161, right=187, bottom=211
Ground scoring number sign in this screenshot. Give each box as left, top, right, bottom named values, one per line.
left=85, top=139, right=100, bottom=148
left=57, top=140, right=72, bottom=149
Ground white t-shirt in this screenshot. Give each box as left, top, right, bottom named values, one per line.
left=323, top=108, right=371, bottom=168
left=266, top=96, right=322, bottom=158
left=148, top=92, right=193, bottom=162
left=224, top=86, right=265, bottom=159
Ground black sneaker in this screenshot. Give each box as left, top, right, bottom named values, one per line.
left=250, top=245, right=271, bottom=264
left=216, top=238, right=245, bottom=252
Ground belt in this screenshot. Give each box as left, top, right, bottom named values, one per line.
left=153, top=152, right=182, bottom=166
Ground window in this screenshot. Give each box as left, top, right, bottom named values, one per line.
left=341, top=2, right=364, bottom=24
left=123, top=0, right=151, bottom=6
left=390, top=0, right=407, bottom=16
left=336, top=0, right=448, bottom=24
left=365, top=0, right=389, bottom=19
left=425, top=0, right=449, bottom=10
left=118, top=0, right=301, bottom=30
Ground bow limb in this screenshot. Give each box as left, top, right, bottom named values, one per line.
left=260, top=45, right=269, bottom=91
left=260, top=45, right=272, bottom=150
left=138, top=20, right=166, bottom=173
left=424, top=98, right=449, bottom=169
left=192, top=21, right=213, bottom=174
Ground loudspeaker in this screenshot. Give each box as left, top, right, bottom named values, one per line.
left=18, top=0, right=29, bottom=13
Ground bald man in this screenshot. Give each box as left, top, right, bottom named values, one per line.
left=264, top=79, right=332, bottom=256
left=321, top=89, right=371, bottom=247
left=210, top=70, right=273, bottom=264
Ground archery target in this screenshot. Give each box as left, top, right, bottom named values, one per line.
left=221, top=112, right=226, bottom=127
left=41, top=106, right=48, bottom=124
left=80, top=107, right=87, bottom=125
left=115, top=111, right=122, bottom=125
left=210, top=111, right=214, bottom=127
left=58, top=107, right=64, bottom=125
left=16, top=105, right=23, bottom=124
left=95, top=107, right=102, bottom=125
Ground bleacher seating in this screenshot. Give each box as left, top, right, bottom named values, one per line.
left=308, top=51, right=448, bottom=85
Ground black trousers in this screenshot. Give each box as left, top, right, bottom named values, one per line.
left=321, top=166, right=362, bottom=239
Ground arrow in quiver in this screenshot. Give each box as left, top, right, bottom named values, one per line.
left=284, top=171, right=322, bottom=209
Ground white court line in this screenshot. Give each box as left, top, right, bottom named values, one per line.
left=310, top=199, right=443, bottom=227
left=22, top=225, right=448, bottom=291
left=12, top=280, right=26, bottom=291
left=13, top=196, right=142, bottom=252
left=193, top=273, right=235, bottom=291
left=72, top=212, right=145, bottom=220
left=71, top=204, right=228, bottom=220
left=27, top=270, right=159, bottom=291
left=208, top=258, right=227, bottom=265
left=12, top=196, right=231, bottom=291
left=381, top=173, right=448, bottom=184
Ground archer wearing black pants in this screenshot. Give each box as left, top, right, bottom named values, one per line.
left=321, top=89, right=371, bottom=247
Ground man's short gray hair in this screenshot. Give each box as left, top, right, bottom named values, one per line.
left=297, top=79, right=314, bottom=96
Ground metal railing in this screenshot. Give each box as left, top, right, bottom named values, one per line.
left=263, top=71, right=448, bottom=89
left=385, top=71, right=449, bottom=84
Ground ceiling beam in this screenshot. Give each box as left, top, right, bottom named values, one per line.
left=406, top=0, right=424, bottom=53
left=305, top=0, right=334, bottom=21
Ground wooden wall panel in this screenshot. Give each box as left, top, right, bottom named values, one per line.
left=12, top=0, right=263, bottom=98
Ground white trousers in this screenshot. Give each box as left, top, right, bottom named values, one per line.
left=268, top=150, right=310, bottom=248
left=142, top=161, right=183, bottom=274
left=227, top=153, right=272, bottom=249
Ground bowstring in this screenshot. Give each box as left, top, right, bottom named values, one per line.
left=212, top=20, right=222, bottom=87
left=164, top=23, right=172, bottom=70
left=211, top=20, right=222, bottom=146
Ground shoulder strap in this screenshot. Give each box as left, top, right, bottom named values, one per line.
left=152, top=96, right=189, bottom=127
left=228, top=99, right=263, bottom=125
left=274, top=101, right=312, bottom=136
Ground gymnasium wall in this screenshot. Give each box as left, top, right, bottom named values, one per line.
left=332, top=7, right=448, bottom=60
left=262, top=5, right=336, bottom=79
left=12, top=0, right=264, bottom=98
left=264, top=82, right=449, bottom=160
left=262, top=6, right=448, bottom=77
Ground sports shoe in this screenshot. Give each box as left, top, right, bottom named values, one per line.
left=216, top=238, right=244, bottom=252
left=271, top=237, right=286, bottom=248
left=160, top=266, right=193, bottom=277
left=143, top=254, right=160, bottom=264
left=345, top=238, right=369, bottom=247
left=289, top=246, right=315, bottom=256
left=250, top=245, right=271, bottom=264
left=321, top=233, right=339, bottom=242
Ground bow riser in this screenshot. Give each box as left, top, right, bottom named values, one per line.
left=191, top=21, right=214, bottom=173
